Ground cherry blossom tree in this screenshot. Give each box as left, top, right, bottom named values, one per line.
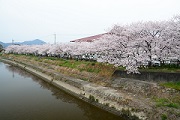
left=5, top=15, right=180, bottom=73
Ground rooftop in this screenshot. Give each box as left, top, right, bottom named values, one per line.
left=70, top=33, right=107, bottom=42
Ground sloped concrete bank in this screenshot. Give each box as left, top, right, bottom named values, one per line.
left=0, top=58, right=147, bottom=120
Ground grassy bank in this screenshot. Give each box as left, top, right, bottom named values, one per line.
left=3, top=54, right=115, bottom=74
left=139, top=66, right=180, bottom=73
left=160, top=82, right=180, bottom=90
left=1, top=53, right=180, bottom=74
left=1, top=54, right=116, bottom=86
left=1, top=54, right=180, bottom=88
left=155, top=98, right=180, bottom=109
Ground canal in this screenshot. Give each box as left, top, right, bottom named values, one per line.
left=0, top=62, right=124, bottom=120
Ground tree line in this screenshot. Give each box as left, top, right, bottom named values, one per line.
left=5, top=15, right=180, bottom=73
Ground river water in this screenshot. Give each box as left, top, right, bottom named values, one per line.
left=0, top=62, right=124, bottom=120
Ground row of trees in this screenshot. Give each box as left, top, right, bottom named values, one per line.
left=5, top=15, right=180, bottom=73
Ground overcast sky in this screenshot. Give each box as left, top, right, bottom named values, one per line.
left=0, top=0, right=180, bottom=43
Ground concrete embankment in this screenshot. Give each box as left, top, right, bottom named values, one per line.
left=0, top=58, right=147, bottom=120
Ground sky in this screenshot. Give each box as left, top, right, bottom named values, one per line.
left=0, top=0, right=180, bottom=44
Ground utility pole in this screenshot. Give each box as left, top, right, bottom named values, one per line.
left=54, top=33, right=56, bottom=44
left=12, top=39, right=14, bottom=45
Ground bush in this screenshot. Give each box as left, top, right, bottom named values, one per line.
left=161, top=114, right=167, bottom=120
left=89, top=95, right=95, bottom=102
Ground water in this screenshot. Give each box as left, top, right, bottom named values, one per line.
left=0, top=62, right=124, bottom=120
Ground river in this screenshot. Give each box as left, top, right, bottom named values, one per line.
left=0, top=62, right=124, bottom=120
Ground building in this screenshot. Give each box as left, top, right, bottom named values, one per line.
left=70, top=33, right=107, bottom=42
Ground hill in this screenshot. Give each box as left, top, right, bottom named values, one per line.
left=0, top=39, right=46, bottom=48
left=0, top=41, right=6, bottom=47
left=21, top=39, right=46, bottom=45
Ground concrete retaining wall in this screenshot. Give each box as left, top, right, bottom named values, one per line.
left=113, top=70, right=180, bottom=82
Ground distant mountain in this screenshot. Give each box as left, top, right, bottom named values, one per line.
left=21, top=39, right=46, bottom=45
left=0, top=39, right=46, bottom=48
left=0, top=41, right=11, bottom=48
left=0, top=41, right=5, bottom=47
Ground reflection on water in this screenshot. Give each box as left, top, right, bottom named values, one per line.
left=0, top=62, right=124, bottom=120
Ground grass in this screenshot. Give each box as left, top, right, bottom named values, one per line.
left=40, top=57, right=116, bottom=77
left=57, top=59, right=102, bottom=73
left=155, top=98, right=180, bottom=109
left=139, top=65, right=180, bottom=73
left=161, top=114, right=167, bottom=120
left=160, top=81, right=180, bottom=90
left=89, top=95, right=95, bottom=102
left=2, top=54, right=180, bottom=77
left=2, top=54, right=116, bottom=78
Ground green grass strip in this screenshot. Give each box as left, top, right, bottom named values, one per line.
left=160, top=82, right=180, bottom=90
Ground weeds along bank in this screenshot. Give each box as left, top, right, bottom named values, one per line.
left=2, top=54, right=116, bottom=85
left=0, top=54, right=180, bottom=120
